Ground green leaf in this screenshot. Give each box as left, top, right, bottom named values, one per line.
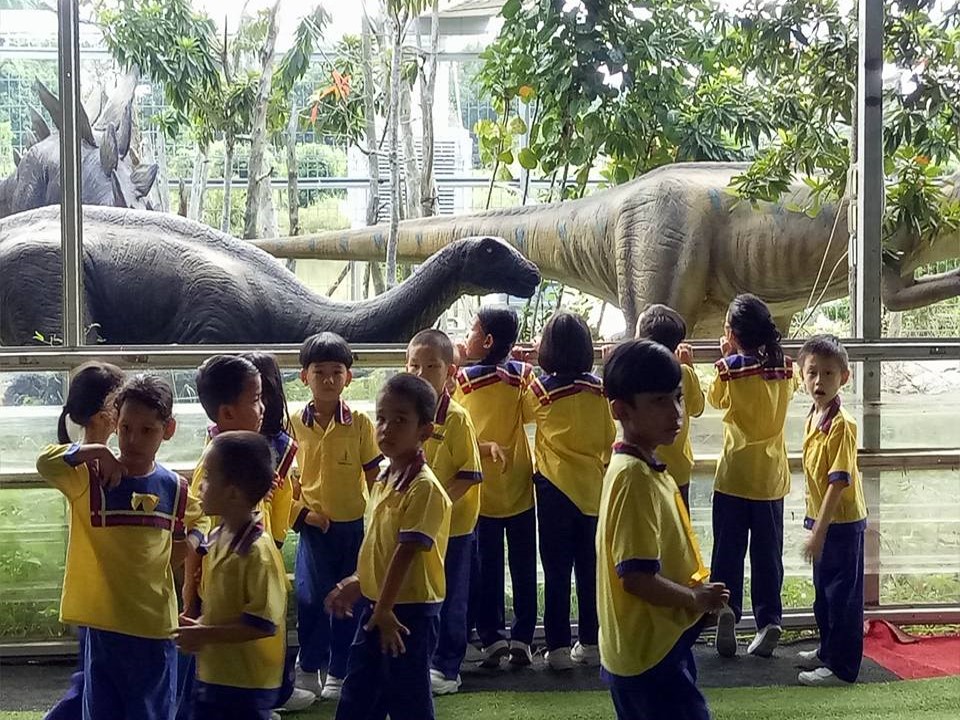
left=519, top=147, right=539, bottom=169
left=508, top=116, right=528, bottom=135
left=498, top=150, right=515, bottom=164
left=501, top=0, right=521, bottom=20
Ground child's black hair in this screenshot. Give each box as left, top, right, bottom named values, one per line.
left=206, top=430, right=276, bottom=505
left=115, top=374, right=175, bottom=422
left=603, top=340, right=682, bottom=403
left=241, top=352, right=291, bottom=437
left=727, top=293, right=785, bottom=369
left=798, top=334, right=849, bottom=373
left=476, top=305, right=519, bottom=366
left=299, top=332, right=354, bottom=370
left=195, top=355, right=260, bottom=424
left=635, top=304, right=687, bottom=353
left=538, top=311, right=594, bottom=375
left=409, top=328, right=456, bottom=365
left=58, top=362, right=126, bottom=443
left=378, top=373, right=437, bottom=426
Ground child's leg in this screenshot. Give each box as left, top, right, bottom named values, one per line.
left=818, top=523, right=865, bottom=682
left=328, top=519, right=365, bottom=680
left=84, top=629, right=177, bottom=720
left=709, top=491, right=750, bottom=620
left=383, top=608, right=440, bottom=720
left=748, top=498, right=785, bottom=629
left=432, top=531, right=475, bottom=679
left=535, top=477, right=577, bottom=651
left=193, top=684, right=278, bottom=720
left=295, top=524, right=339, bottom=673
left=476, top=515, right=507, bottom=647
left=174, top=650, right=196, bottom=720
left=336, top=603, right=390, bottom=720
left=812, top=540, right=829, bottom=661
left=573, top=511, right=600, bottom=646
left=44, top=627, right=85, bottom=720
left=505, top=507, right=538, bottom=646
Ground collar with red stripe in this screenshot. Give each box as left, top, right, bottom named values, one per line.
left=378, top=449, right=427, bottom=492
left=613, top=441, right=666, bottom=472
left=301, top=399, right=353, bottom=428
left=434, top=391, right=451, bottom=425
left=810, top=395, right=842, bottom=434
left=201, top=511, right=265, bottom=557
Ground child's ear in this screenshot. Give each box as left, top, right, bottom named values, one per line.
left=345, top=369, right=353, bottom=387
left=483, top=333, right=494, bottom=350
left=841, top=368, right=851, bottom=385
left=446, top=362, right=458, bottom=379
left=163, top=417, right=177, bottom=441
left=610, top=399, right=625, bottom=422
left=299, top=368, right=308, bottom=385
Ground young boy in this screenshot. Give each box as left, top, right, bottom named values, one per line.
left=36, top=374, right=203, bottom=720
left=174, top=431, right=289, bottom=720
left=635, top=304, right=705, bottom=510
left=797, top=334, right=866, bottom=687
left=291, top=332, right=383, bottom=700
left=325, top=373, right=452, bottom=720
left=598, top=341, right=728, bottom=720
left=407, top=329, right=483, bottom=695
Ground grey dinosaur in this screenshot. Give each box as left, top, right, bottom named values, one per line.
left=253, top=162, right=960, bottom=336
left=0, top=206, right=540, bottom=345
left=0, top=76, right=157, bottom=219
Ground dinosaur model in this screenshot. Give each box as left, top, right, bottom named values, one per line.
left=0, top=206, right=540, bottom=345
left=0, top=75, right=158, bottom=219
left=253, top=162, right=960, bottom=336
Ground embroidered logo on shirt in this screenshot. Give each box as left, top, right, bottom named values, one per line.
left=130, top=492, right=160, bottom=512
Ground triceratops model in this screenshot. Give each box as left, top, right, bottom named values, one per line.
left=0, top=74, right=157, bottom=219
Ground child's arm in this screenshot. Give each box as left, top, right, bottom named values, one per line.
left=479, top=441, right=510, bottom=469
left=803, top=481, right=845, bottom=563
left=174, top=616, right=274, bottom=654
left=365, top=544, right=419, bottom=656
left=803, top=419, right=858, bottom=562
left=683, top=364, right=706, bottom=419
left=445, top=414, right=483, bottom=504
left=37, top=443, right=124, bottom=492
left=364, top=466, right=380, bottom=493
left=706, top=362, right=730, bottom=410
left=359, top=414, right=385, bottom=492
left=622, top=571, right=728, bottom=612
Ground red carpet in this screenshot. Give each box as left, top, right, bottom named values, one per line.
left=862, top=619, right=960, bottom=679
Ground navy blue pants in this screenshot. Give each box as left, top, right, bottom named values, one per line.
left=603, top=622, right=709, bottom=720
left=535, top=475, right=599, bottom=650
left=193, top=682, right=279, bottom=720
left=295, top=519, right=364, bottom=677
left=82, top=629, right=177, bottom=720
left=813, top=520, right=865, bottom=682
left=336, top=602, right=440, bottom=720
left=709, top=492, right=784, bottom=628
left=432, top=531, right=475, bottom=679
left=476, top=508, right=537, bottom=647
left=45, top=627, right=86, bottom=720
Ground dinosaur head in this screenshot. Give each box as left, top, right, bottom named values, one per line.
left=455, top=236, right=541, bottom=298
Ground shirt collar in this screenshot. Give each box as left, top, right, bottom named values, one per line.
left=378, top=449, right=426, bottom=492
left=201, top=511, right=265, bottom=557
left=434, top=391, right=451, bottom=425
left=810, top=395, right=842, bottom=434
left=301, top=399, right=353, bottom=428
left=613, top=442, right=666, bottom=472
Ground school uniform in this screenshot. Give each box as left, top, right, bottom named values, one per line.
left=291, top=400, right=383, bottom=679
left=36, top=444, right=203, bottom=720
left=454, top=360, right=537, bottom=648
left=657, top=364, right=705, bottom=509
left=336, top=452, right=452, bottom=720
left=707, top=354, right=796, bottom=628
left=424, top=392, right=483, bottom=680
left=597, top=444, right=711, bottom=720
left=803, top=397, right=867, bottom=682
left=525, top=372, right=615, bottom=651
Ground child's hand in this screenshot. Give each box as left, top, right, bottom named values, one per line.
left=691, top=582, right=729, bottom=613
left=803, top=532, right=826, bottom=564
left=365, top=607, right=410, bottom=657
left=719, top=335, right=734, bottom=357
left=482, top=442, right=510, bottom=471
left=601, top=344, right=616, bottom=362
left=454, top=341, right=469, bottom=366
left=676, top=343, right=694, bottom=366
left=305, top=510, right=330, bottom=533
left=511, top=344, right=538, bottom=364
left=325, top=576, right=362, bottom=619
left=93, top=449, right=125, bottom=489
left=173, top=623, right=213, bottom=654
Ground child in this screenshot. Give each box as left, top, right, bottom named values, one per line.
left=175, top=431, right=289, bottom=720
left=708, top=293, right=796, bottom=659
left=292, top=332, right=383, bottom=700
left=406, top=329, right=483, bottom=695
left=598, top=340, right=727, bottom=720
left=635, top=304, right=705, bottom=510
left=524, top=311, right=615, bottom=670
left=325, top=373, right=452, bottom=720
left=36, top=374, right=202, bottom=720
left=44, top=362, right=126, bottom=720
left=796, top=335, right=866, bottom=686
left=453, top=306, right=537, bottom=667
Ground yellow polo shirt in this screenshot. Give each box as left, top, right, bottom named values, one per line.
left=708, top=354, right=797, bottom=500
left=454, top=361, right=535, bottom=518
left=291, top=400, right=383, bottom=524
left=802, top=397, right=867, bottom=528
left=657, top=364, right=705, bottom=488
left=524, top=372, right=616, bottom=516
left=424, top=393, right=483, bottom=537
left=358, top=454, right=452, bottom=609
left=196, top=513, right=287, bottom=691
left=597, top=444, right=709, bottom=677
left=37, top=443, right=203, bottom=639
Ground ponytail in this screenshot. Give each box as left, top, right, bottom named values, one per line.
left=476, top=305, right=520, bottom=366
left=57, top=407, right=72, bottom=444
left=726, top=294, right=784, bottom=370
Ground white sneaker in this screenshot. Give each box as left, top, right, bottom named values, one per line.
left=464, top=644, right=483, bottom=663
left=429, top=669, right=462, bottom=695
left=508, top=640, right=533, bottom=666
left=747, top=624, right=782, bottom=658
left=570, top=642, right=600, bottom=667
left=479, top=639, right=510, bottom=668
left=798, top=667, right=851, bottom=687
left=545, top=646, right=574, bottom=670
left=271, top=713, right=281, bottom=720
left=319, top=675, right=343, bottom=701
left=796, top=647, right=822, bottom=670
left=280, top=686, right=316, bottom=711
left=715, top=605, right=738, bottom=658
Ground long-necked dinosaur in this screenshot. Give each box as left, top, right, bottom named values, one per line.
left=252, top=162, right=960, bottom=336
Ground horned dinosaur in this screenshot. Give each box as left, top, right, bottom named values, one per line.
left=0, top=206, right=540, bottom=345
left=253, top=162, right=960, bottom=336
left=0, top=75, right=157, bottom=219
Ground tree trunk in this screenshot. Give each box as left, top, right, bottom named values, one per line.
left=400, top=80, right=421, bottom=220
left=418, top=0, right=439, bottom=217
left=146, top=130, right=169, bottom=212
left=188, top=144, right=209, bottom=220
left=386, top=9, right=405, bottom=287
left=286, top=95, right=301, bottom=236
left=361, top=14, right=385, bottom=296
left=220, top=133, right=234, bottom=233
left=243, top=0, right=280, bottom=239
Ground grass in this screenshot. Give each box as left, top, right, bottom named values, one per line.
left=2, top=677, right=959, bottom=720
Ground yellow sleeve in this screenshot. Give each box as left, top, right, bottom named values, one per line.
left=189, top=458, right=212, bottom=541
left=606, top=471, right=662, bottom=575
left=707, top=363, right=730, bottom=410
left=241, top=546, right=286, bottom=634
left=451, top=413, right=483, bottom=484
left=520, top=384, right=537, bottom=425
left=603, top=402, right=617, bottom=465
left=684, top=366, right=705, bottom=418
left=827, top=418, right=859, bottom=486
left=36, top=443, right=90, bottom=501
left=268, top=477, right=293, bottom=545
left=399, top=479, right=450, bottom=549
left=181, top=479, right=204, bottom=537
left=356, top=413, right=384, bottom=472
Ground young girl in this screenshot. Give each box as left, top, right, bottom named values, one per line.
left=454, top=306, right=537, bottom=667
left=45, top=362, right=126, bottom=720
left=525, top=312, right=616, bottom=670
left=708, top=293, right=796, bottom=660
